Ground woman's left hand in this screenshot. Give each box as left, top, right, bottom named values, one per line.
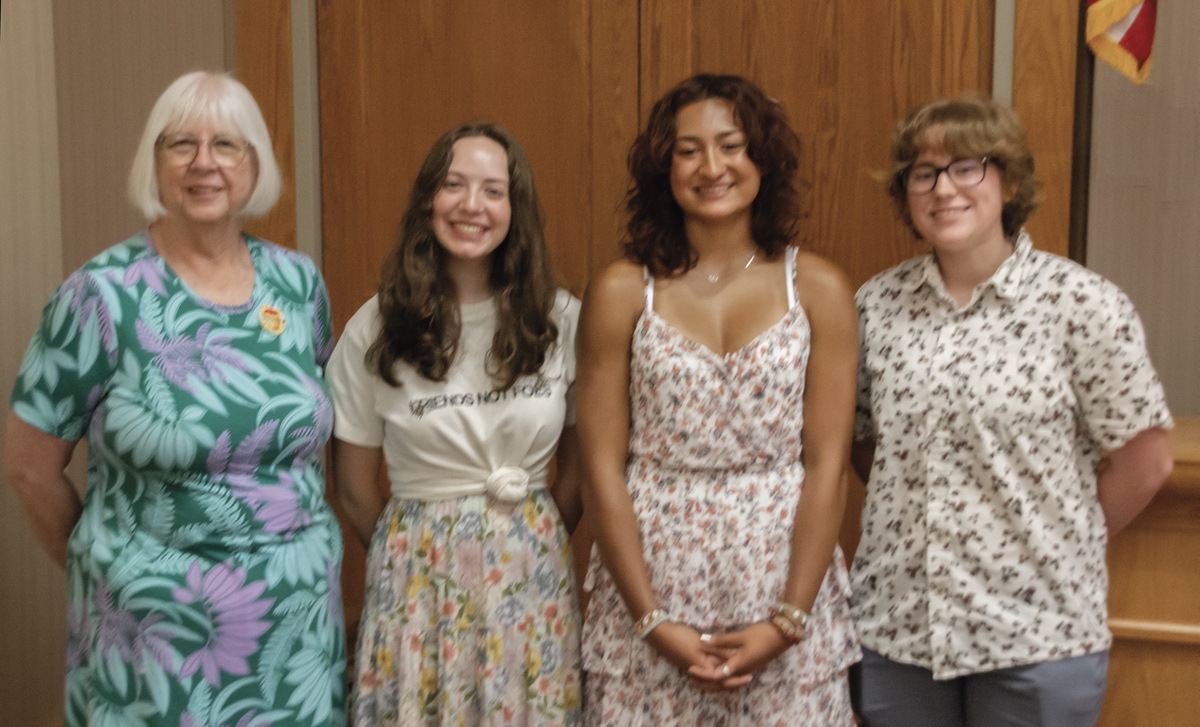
left=687, top=622, right=792, bottom=689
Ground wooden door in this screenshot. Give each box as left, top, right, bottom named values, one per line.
left=315, top=0, right=639, bottom=621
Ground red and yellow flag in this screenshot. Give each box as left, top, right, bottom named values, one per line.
left=1086, top=0, right=1157, bottom=83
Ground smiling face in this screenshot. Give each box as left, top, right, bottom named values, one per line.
left=669, top=98, right=761, bottom=226
left=906, top=146, right=1009, bottom=260
left=431, top=136, right=512, bottom=268
left=155, top=120, right=257, bottom=228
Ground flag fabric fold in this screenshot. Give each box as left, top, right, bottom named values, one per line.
left=1085, top=0, right=1157, bottom=83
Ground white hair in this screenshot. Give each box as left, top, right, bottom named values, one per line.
left=127, top=71, right=283, bottom=220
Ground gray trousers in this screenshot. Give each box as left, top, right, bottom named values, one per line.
left=850, top=647, right=1109, bottom=727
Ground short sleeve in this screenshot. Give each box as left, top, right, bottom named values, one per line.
left=10, top=270, right=120, bottom=441
left=1070, top=283, right=1173, bottom=451
left=853, top=288, right=876, bottom=442
left=555, top=291, right=581, bottom=427
left=326, top=298, right=386, bottom=447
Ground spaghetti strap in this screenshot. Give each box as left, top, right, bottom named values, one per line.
left=785, top=247, right=799, bottom=310
left=642, top=266, right=655, bottom=311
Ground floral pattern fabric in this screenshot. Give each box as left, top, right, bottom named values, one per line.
left=10, top=232, right=346, bottom=726
left=328, top=293, right=582, bottom=726
left=582, top=249, right=860, bottom=725
left=852, top=231, right=1173, bottom=679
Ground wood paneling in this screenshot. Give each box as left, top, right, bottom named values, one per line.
left=236, top=0, right=298, bottom=249
left=1100, top=417, right=1200, bottom=725
left=316, top=0, right=640, bottom=621
left=641, top=0, right=994, bottom=288
left=1012, top=1, right=1079, bottom=257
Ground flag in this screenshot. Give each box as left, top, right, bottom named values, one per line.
left=1085, top=0, right=1157, bottom=83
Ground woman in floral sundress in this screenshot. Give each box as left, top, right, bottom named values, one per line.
left=328, top=123, right=582, bottom=726
left=5, top=71, right=345, bottom=726
left=577, top=74, right=861, bottom=725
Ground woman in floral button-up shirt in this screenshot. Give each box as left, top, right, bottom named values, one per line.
left=850, top=96, right=1174, bottom=727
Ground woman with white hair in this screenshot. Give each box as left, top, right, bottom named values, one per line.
left=5, top=71, right=346, bottom=725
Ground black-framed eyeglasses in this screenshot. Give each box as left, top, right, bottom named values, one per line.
left=903, top=157, right=991, bottom=194
left=157, top=133, right=252, bottom=169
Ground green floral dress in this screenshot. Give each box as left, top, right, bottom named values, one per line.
left=10, top=233, right=346, bottom=726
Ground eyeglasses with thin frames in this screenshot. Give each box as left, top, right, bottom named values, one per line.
left=157, top=133, right=252, bottom=169
left=904, top=157, right=991, bottom=194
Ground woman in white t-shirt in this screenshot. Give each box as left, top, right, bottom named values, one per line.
left=327, top=123, right=583, bottom=725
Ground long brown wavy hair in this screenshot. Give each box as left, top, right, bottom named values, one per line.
left=624, top=74, right=803, bottom=276
left=368, top=123, right=559, bottom=389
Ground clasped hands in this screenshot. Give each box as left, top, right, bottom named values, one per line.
left=644, top=620, right=792, bottom=691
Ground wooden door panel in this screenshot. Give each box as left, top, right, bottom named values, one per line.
left=316, top=0, right=638, bottom=621
left=641, top=1, right=994, bottom=288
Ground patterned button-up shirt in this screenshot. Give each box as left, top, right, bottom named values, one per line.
left=851, top=231, right=1173, bottom=679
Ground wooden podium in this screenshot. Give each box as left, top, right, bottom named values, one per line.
left=1099, top=416, right=1200, bottom=725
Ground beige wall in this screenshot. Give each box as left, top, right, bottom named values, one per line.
left=0, top=1, right=229, bottom=719
left=1, top=2, right=67, bottom=724
left=1087, top=0, right=1200, bottom=417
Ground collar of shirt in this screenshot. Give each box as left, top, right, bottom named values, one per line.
left=903, top=229, right=1035, bottom=305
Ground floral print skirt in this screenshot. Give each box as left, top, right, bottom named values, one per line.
left=584, top=666, right=854, bottom=727
left=351, top=490, right=582, bottom=726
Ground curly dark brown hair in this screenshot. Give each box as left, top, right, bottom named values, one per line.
left=624, top=74, right=803, bottom=276
left=886, top=95, right=1042, bottom=238
left=368, top=123, right=559, bottom=389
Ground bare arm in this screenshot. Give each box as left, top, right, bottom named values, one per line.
left=577, top=263, right=717, bottom=673
left=700, top=254, right=859, bottom=681
left=1099, top=427, right=1173, bottom=536
left=551, top=425, right=583, bottom=534
left=4, top=412, right=81, bottom=567
left=331, top=437, right=386, bottom=547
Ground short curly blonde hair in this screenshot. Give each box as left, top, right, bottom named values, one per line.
left=886, top=96, right=1041, bottom=238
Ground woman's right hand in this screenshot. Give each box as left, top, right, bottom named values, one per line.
left=644, top=622, right=740, bottom=690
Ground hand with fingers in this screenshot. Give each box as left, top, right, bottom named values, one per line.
left=688, top=622, right=794, bottom=689
left=643, top=621, right=728, bottom=689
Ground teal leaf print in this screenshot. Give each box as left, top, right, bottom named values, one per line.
left=76, top=315, right=100, bottom=380
left=258, top=609, right=305, bottom=703
left=103, top=644, right=130, bottom=698
left=142, top=656, right=171, bottom=713
left=284, top=632, right=338, bottom=723
left=11, top=390, right=59, bottom=432
left=265, top=526, right=331, bottom=586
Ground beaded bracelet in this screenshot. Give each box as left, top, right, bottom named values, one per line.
left=769, top=602, right=809, bottom=644
left=772, top=602, right=809, bottom=629
left=634, top=608, right=668, bottom=639
left=770, top=613, right=805, bottom=644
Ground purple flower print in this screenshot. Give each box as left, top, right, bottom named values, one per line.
left=61, top=271, right=118, bottom=363
left=123, top=256, right=168, bottom=297
left=132, top=612, right=177, bottom=674
left=95, top=580, right=137, bottom=661
left=208, top=421, right=310, bottom=535
left=66, top=601, right=90, bottom=670
left=174, top=562, right=274, bottom=686
left=137, top=321, right=252, bottom=392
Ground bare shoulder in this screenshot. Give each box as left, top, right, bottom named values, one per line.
left=794, top=250, right=854, bottom=309
left=582, top=259, right=645, bottom=325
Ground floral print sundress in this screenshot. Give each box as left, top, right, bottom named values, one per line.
left=582, top=248, right=860, bottom=726
left=10, top=233, right=346, bottom=726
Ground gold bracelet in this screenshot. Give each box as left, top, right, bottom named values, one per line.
left=634, top=608, right=668, bottom=639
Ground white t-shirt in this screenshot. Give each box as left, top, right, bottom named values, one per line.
left=327, top=290, right=579, bottom=500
